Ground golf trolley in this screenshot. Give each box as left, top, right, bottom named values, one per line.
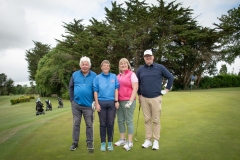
left=45, top=99, right=52, bottom=111
left=36, top=100, right=45, bottom=115
left=57, top=97, right=63, bottom=108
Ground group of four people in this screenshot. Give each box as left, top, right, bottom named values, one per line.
left=68, top=49, right=174, bottom=152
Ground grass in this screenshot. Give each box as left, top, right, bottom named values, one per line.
left=0, top=88, right=240, bottom=160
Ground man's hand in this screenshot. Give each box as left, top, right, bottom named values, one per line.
left=138, top=95, right=142, bottom=104
left=125, top=101, right=132, bottom=108
left=161, top=90, right=167, bottom=95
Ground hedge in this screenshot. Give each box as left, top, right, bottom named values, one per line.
left=10, top=96, right=34, bottom=105
left=199, top=75, right=240, bottom=89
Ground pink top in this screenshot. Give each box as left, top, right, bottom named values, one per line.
left=117, top=70, right=138, bottom=101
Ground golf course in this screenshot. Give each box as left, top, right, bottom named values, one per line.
left=0, top=87, right=240, bottom=160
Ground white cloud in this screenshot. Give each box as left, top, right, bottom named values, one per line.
left=0, top=0, right=239, bottom=86
left=0, top=49, right=28, bottom=82
left=166, top=0, right=240, bottom=28
left=0, top=1, right=35, bottom=50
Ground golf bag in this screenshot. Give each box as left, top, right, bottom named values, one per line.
left=36, top=100, right=45, bottom=115
left=57, top=97, right=63, bottom=108
left=45, top=99, right=52, bottom=111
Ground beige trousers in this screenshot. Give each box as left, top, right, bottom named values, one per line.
left=141, top=95, right=162, bottom=141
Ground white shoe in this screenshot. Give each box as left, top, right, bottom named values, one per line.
left=114, top=139, right=126, bottom=146
left=142, top=139, right=152, bottom=148
left=123, top=141, right=133, bottom=151
left=152, top=140, right=159, bottom=150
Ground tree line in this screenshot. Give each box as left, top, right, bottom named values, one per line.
left=22, top=0, right=240, bottom=97
left=0, top=73, right=37, bottom=95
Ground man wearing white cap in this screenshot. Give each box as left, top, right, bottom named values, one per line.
left=136, top=49, right=174, bottom=150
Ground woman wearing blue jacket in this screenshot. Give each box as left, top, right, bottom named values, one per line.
left=93, top=60, right=119, bottom=151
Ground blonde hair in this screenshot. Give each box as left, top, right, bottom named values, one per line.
left=119, top=58, right=132, bottom=73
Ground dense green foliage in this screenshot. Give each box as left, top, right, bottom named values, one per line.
left=25, top=41, right=51, bottom=81
left=0, top=73, right=38, bottom=96
left=219, top=64, right=228, bottom=75
left=34, top=0, right=230, bottom=96
left=199, top=75, right=240, bottom=89
left=0, top=73, right=15, bottom=95
left=10, top=96, right=34, bottom=105
left=214, top=5, right=240, bottom=63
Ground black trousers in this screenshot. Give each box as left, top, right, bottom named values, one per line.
left=98, top=100, right=116, bottom=143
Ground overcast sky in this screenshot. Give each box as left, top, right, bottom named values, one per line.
left=0, top=0, right=239, bottom=86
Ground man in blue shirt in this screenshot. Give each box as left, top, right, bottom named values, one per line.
left=69, top=56, right=97, bottom=152
left=136, top=49, right=174, bottom=150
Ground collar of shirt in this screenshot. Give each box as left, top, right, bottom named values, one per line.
left=144, top=62, right=154, bottom=67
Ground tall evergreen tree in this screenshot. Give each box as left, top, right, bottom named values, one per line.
left=214, top=5, right=240, bottom=63
left=219, top=64, right=228, bottom=75
left=4, top=78, right=14, bottom=95
left=0, top=73, right=7, bottom=95
left=25, top=41, right=51, bottom=81
left=34, top=0, right=229, bottom=92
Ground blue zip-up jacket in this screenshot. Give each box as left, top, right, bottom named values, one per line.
left=69, top=70, right=97, bottom=107
left=136, top=63, right=174, bottom=98
left=93, top=72, right=119, bottom=100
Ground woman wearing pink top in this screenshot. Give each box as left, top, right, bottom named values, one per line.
left=114, top=58, right=138, bottom=151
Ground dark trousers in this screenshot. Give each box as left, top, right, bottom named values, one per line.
left=98, top=100, right=116, bottom=143
left=71, top=101, right=93, bottom=143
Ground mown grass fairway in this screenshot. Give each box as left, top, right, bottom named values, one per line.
left=1, top=88, right=240, bottom=160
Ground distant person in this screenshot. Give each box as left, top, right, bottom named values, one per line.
left=93, top=60, right=119, bottom=151
left=69, top=56, right=97, bottom=152
left=136, top=49, right=174, bottom=150
left=114, top=58, right=138, bottom=151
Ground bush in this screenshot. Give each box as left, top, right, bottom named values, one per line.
left=172, top=80, right=184, bottom=91
left=30, top=96, right=35, bottom=99
left=10, top=96, right=31, bottom=105
left=199, top=74, right=240, bottom=89
left=62, top=90, right=69, bottom=100
left=199, top=76, right=213, bottom=89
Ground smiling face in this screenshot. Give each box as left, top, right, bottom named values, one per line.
left=119, top=58, right=131, bottom=73
left=101, top=61, right=110, bottom=74
left=119, top=61, right=128, bottom=72
left=144, top=54, right=154, bottom=65
left=80, top=61, right=90, bottom=74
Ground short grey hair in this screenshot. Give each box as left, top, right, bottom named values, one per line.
left=79, top=56, right=91, bottom=66
left=100, top=60, right=110, bottom=67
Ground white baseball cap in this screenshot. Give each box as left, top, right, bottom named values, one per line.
left=144, top=49, right=153, bottom=56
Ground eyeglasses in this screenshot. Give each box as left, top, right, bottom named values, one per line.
left=144, top=55, right=153, bottom=58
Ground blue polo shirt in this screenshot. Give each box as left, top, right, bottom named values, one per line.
left=93, top=72, right=119, bottom=100
left=69, top=70, right=97, bottom=107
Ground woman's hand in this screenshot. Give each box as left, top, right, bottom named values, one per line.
left=115, top=102, right=119, bottom=109
left=125, top=101, right=132, bottom=108
left=96, top=103, right=101, bottom=112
